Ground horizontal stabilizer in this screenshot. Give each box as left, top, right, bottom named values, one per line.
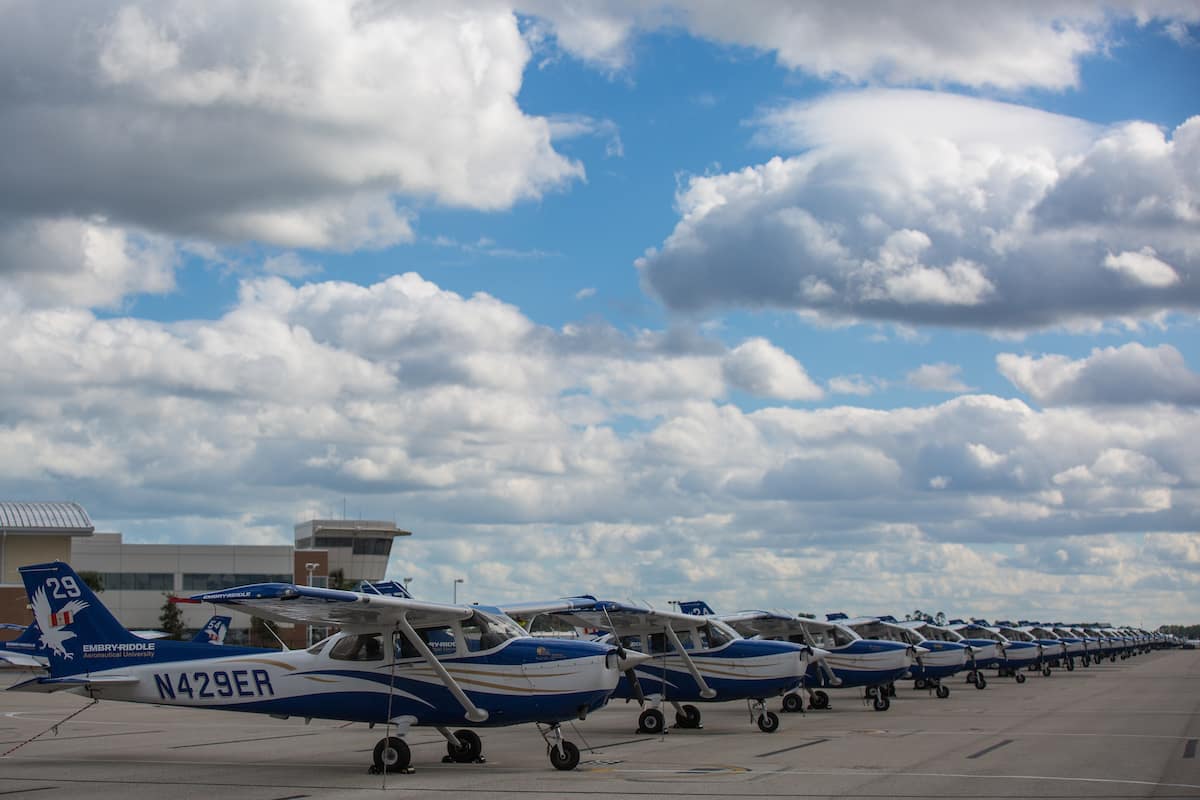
left=9, top=674, right=139, bottom=693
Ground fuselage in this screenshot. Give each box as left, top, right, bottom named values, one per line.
left=37, top=632, right=620, bottom=728
left=612, top=636, right=806, bottom=702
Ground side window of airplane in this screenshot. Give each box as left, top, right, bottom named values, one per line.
left=394, top=632, right=421, bottom=660
left=619, top=635, right=643, bottom=652
left=422, top=626, right=459, bottom=656
left=831, top=628, right=854, bottom=647
left=330, top=633, right=385, bottom=661
left=647, top=632, right=669, bottom=654
left=676, top=630, right=695, bottom=650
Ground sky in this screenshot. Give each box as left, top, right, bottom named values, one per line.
left=1, top=1, right=1198, bottom=627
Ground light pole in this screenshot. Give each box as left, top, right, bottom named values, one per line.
left=452, top=578, right=464, bottom=604
left=403, top=577, right=413, bottom=596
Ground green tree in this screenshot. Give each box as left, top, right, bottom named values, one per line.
left=158, top=595, right=185, bottom=640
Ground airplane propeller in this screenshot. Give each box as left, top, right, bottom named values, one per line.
left=603, top=606, right=647, bottom=706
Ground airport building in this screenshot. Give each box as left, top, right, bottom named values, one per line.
left=0, top=501, right=410, bottom=645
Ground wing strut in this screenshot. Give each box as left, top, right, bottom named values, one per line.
left=393, top=614, right=489, bottom=723
left=662, top=624, right=717, bottom=699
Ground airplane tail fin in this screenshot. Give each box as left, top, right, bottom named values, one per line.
left=18, top=562, right=146, bottom=676
left=190, top=615, right=232, bottom=644
left=676, top=600, right=716, bottom=616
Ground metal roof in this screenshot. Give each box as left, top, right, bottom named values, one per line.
left=0, top=502, right=94, bottom=534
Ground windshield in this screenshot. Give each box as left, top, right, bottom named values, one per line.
left=461, top=609, right=524, bottom=652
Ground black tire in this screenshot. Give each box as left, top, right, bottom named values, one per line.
left=811, top=690, right=830, bottom=710
left=1066, top=659, right=1075, bottom=671
left=914, top=678, right=927, bottom=690
left=549, top=740, right=580, bottom=771
left=887, top=683, right=896, bottom=698
left=1042, top=666, right=1051, bottom=677
left=975, top=674, right=987, bottom=690
left=965, top=670, right=977, bottom=683
left=936, top=684, right=950, bottom=699
left=1015, top=672, right=1026, bottom=684
left=1082, top=655, right=1090, bottom=667
left=674, top=704, right=702, bottom=728
left=865, top=686, right=877, bottom=699
left=873, top=694, right=890, bottom=711
left=782, top=692, right=804, bottom=713
left=756, top=711, right=780, bottom=733
left=446, top=729, right=483, bottom=763
left=638, top=708, right=665, bottom=734
left=373, top=736, right=411, bottom=773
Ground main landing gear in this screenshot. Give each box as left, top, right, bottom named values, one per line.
left=807, top=689, right=831, bottom=710
left=672, top=702, right=703, bottom=729
left=441, top=727, right=484, bottom=764
left=370, top=736, right=413, bottom=774
left=964, top=670, right=988, bottom=689
left=637, top=707, right=666, bottom=734
left=781, top=692, right=805, bottom=713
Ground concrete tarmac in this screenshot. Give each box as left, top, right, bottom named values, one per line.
left=1, top=649, right=1197, bottom=799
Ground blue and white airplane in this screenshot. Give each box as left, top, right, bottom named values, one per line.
left=503, top=597, right=814, bottom=734
left=950, top=620, right=1039, bottom=683
left=898, top=619, right=992, bottom=689
left=845, top=616, right=973, bottom=698
left=678, top=603, right=912, bottom=713
left=8, top=562, right=633, bottom=773
left=995, top=622, right=1057, bottom=677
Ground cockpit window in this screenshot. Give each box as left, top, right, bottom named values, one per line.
left=701, top=621, right=735, bottom=648
left=461, top=610, right=522, bottom=652
left=330, top=633, right=384, bottom=661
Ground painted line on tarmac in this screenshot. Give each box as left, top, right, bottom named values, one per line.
left=756, top=768, right=1200, bottom=791
left=0, top=729, right=163, bottom=746
left=966, top=739, right=1012, bottom=759
left=756, top=738, right=829, bottom=758
left=0, top=788, right=57, bottom=797
left=1185, top=739, right=1197, bottom=759
left=910, top=729, right=1200, bottom=741
left=169, top=731, right=326, bottom=749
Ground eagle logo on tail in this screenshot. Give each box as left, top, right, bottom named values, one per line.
left=31, top=586, right=89, bottom=660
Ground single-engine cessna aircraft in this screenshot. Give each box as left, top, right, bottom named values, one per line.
left=854, top=616, right=974, bottom=697
left=897, top=619, right=992, bottom=689
left=677, top=603, right=912, bottom=712
left=951, top=620, right=1039, bottom=682
left=10, top=562, right=633, bottom=773
left=995, top=621, right=1057, bottom=677
left=503, top=597, right=814, bottom=734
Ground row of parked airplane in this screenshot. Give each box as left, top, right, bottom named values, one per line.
left=0, top=562, right=1178, bottom=774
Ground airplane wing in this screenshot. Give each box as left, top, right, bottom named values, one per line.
left=718, top=610, right=805, bottom=639
left=499, top=598, right=701, bottom=634
left=189, top=583, right=474, bottom=631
